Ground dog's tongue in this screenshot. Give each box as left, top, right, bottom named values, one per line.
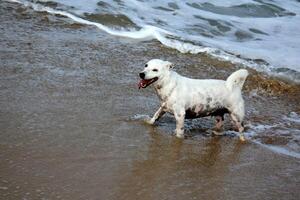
left=138, top=79, right=150, bottom=89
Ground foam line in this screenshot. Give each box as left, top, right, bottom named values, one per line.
left=6, top=0, right=221, bottom=53
left=253, top=140, right=300, bottom=159
left=6, top=0, right=300, bottom=83
left=18, top=0, right=174, bottom=40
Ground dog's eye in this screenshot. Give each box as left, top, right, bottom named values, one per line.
left=145, top=64, right=148, bottom=67
left=152, top=69, right=158, bottom=72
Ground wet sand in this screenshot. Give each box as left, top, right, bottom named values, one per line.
left=0, top=2, right=300, bottom=200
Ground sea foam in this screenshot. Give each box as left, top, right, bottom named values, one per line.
left=8, top=0, right=300, bottom=83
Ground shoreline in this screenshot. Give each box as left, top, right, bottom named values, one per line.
left=7, top=1, right=300, bottom=85
left=1, top=1, right=300, bottom=200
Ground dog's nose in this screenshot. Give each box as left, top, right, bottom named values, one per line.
left=139, top=72, right=145, bottom=79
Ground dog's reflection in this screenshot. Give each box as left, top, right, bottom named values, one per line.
left=113, top=126, right=245, bottom=200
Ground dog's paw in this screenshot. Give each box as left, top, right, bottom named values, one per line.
left=145, top=120, right=154, bottom=125
left=144, top=117, right=155, bottom=125
left=239, top=134, right=246, bottom=142
left=175, top=129, right=185, bottom=139
left=176, top=133, right=185, bottom=139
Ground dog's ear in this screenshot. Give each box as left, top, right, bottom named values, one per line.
left=165, top=61, right=174, bottom=69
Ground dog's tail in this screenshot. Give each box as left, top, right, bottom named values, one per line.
left=226, top=69, right=248, bottom=91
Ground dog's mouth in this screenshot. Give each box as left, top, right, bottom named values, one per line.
left=138, top=77, right=158, bottom=89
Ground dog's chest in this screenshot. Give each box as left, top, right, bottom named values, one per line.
left=155, top=84, right=175, bottom=102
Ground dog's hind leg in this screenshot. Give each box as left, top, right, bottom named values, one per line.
left=230, top=113, right=245, bottom=142
left=146, top=106, right=165, bottom=125
left=213, top=115, right=224, bottom=136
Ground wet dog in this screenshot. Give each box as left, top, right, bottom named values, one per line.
left=138, top=59, right=248, bottom=141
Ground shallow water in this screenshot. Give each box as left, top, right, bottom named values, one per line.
left=0, top=2, right=300, bottom=199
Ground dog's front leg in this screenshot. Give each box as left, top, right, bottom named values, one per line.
left=146, top=106, right=165, bottom=125
left=174, top=110, right=185, bottom=138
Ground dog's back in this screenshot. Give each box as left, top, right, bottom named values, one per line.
left=169, top=69, right=248, bottom=120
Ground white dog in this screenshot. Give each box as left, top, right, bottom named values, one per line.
left=138, top=59, right=248, bottom=141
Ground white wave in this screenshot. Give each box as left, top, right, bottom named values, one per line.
left=6, top=0, right=22, bottom=3
left=283, top=112, right=300, bottom=123
left=122, top=0, right=300, bottom=74
left=8, top=1, right=217, bottom=53
left=8, top=0, right=300, bottom=83
left=11, top=0, right=171, bottom=40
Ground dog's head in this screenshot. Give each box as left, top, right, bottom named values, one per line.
left=138, top=59, right=173, bottom=89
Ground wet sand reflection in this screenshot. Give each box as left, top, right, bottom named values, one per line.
left=114, top=127, right=245, bottom=200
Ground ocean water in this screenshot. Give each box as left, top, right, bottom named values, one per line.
left=10, top=0, right=300, bottom=82
left=1, top=2, right=300, bottom=198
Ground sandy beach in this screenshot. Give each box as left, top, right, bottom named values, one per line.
left=0, top=1, right=300, bottom=199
